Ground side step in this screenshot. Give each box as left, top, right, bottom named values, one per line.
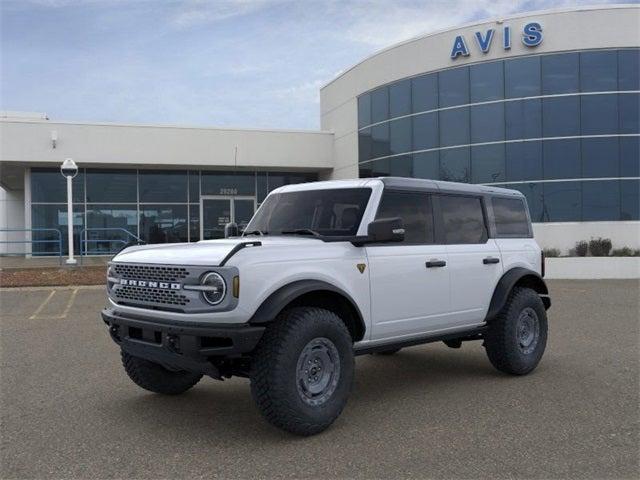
left=354, top=326, right=487, bottom=356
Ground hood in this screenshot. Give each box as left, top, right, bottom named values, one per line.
left=112, top=236, right=324, bottom=266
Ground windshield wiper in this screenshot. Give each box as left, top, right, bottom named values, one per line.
left=280, top=228, right=321, bottom=237
left=243, top=230, right=267, bottom=236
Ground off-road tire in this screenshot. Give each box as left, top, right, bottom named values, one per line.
left=250, top=307, right=354, bottom=436
left=484, top=287, right=548, bottom=375
left=121, top=351, right=202, bottom=395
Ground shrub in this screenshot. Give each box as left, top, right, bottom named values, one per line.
left=589, top=237, right=612, bottom=257
left=574, top=241, right=589, bottom=257
left=611, top=247, right=640, bottom=257
left=543, top=248, right=561, bottom=258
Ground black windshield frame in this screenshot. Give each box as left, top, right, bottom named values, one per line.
left=244, top=188, right=372, bottom=238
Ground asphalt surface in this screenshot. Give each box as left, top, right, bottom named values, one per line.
left=1, top=280, right=638, bottom=479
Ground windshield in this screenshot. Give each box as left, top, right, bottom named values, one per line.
left=244, top=188, right=372, bottom=237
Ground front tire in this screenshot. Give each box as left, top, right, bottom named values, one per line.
left=484, top=287, right=548, bottom=375
left=121, top=351, right=202, bottom=395
left=250, top=307, right=354, bottom=436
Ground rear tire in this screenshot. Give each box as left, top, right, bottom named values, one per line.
left=484, top=287, right=548, bottom=375
left=121, top=351, right=202, bottom=395
left=250, top=307, right=354, bottom=436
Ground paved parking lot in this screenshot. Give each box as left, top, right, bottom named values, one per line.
left=1, top=280, right=638, bottom=479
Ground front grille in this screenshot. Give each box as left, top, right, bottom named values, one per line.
left=113, top=264, right=189, bottom=282
left=115, top=285, right=190, bottom=307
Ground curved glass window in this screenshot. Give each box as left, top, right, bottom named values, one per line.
left=580, top=51, right=618, bottom=92
left=581, top=94, right=618, bottom=135
left=471, top=103, right=504, bottom=143
left=439, top=67, right=469, bottom=108
left=357, top=48, right=640, bottom=222
left=439, top=108, right=469, bottom=147
left=412, top=73, right=438, bottom=113
left=505, top=56, right=540, bottom=98
left=542, top=53, right=579, bottom=95
left=470, top=61, right=504, bottom=102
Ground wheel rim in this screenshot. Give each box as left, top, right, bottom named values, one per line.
left=517, top=307, right=540, bottom=355
left=296, top=337, right=341, bottom=406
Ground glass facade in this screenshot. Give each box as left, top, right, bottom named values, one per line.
left=358, top=48, right=640, bottom=222
left=31, top=168, right=316, bottom=255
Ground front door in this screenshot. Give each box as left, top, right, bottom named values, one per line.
left=366, top=190, right=451, bottom=341
left=200, top=196, right=256, bottom=240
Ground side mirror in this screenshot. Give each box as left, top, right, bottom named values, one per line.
left=224, top=222, right=239, bottom=238
left=364, top=217, right=405, bottom=244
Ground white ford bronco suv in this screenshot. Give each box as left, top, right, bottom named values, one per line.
left=102, top=177, right=551, bottom=435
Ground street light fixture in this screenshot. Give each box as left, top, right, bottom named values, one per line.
left=60, top=158, right=78, bottom=265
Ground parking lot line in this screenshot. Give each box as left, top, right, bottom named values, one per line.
left=28, top=288, right=79, bottom=320
left=28, top=289, right=56, bottom=319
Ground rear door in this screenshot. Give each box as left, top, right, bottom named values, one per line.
left=439, top=194, right=503, bottom=326
left=366, top=190, right=451, bottom=341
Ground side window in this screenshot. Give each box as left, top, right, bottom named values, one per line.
left=376, top=191, right=434, bottom=244
left=440, top=195, right=487, bottom=244
left=492, top=197, right=531, bottom=237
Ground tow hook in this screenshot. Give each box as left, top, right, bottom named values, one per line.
left=166, top=334, right=180, bottom=353
left=109, top=325, right=120, bottom=342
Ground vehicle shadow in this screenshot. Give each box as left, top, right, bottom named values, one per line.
left=107, top=344, right=505, bottom=442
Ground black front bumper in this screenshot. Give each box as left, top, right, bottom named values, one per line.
left=101, top=308, right=265, bottom=377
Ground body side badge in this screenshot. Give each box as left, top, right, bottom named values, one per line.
left=357, top=263, right=366, bottom=274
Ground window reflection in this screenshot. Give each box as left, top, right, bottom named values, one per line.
left=581, top=94, right=618, bottom=135
left=86, top=170, right=137, bottom=203
left=139, top=205, right=188, bottom=244
left=543, top=139, right=581, bottom=180
left=86, top=205, right=138, bottom=254
left=506, top=142, right=543, bottom=182
left=139, top=170, right=188, bottom=203
left=470, top=61, right=504, bottom=102
left=390, top=117, right=412, bottom=155
left=31, top=169, right=84, bottom=203
left=439, top=67, right=469, bottom=108
left=583, top=181, right=620, bottom=221
left=439, top=108, right=469, bottom=147
left=580, top=51, right=617, bottom=92
left=371, top=87, right=389, bottom=123
left=542, top=97, right=580, bottom=137
left=412, top=74, right=438, bottom=113
left=471, top=144, right=505, bottom=183
left=542, top=182, right=581, bottom=222
left=505, top=56, right=540, bottom=98
left=31, top=204, right=84, bottom=255
left=581, top=138, right=619, bottom=178
left=440, top=147, right=470, bottom=183
left=542, top=53, right=579, bottom=94
left=389, top=79, right=411, bottom=118
left=621, top=180, right=640, bottom=220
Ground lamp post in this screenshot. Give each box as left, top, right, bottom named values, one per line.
left=60, top=158, right=78, bottom=265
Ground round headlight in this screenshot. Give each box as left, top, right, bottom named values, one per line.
left=201, top=272, right=226, bottom=305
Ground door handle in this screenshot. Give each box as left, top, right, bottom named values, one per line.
left=483, top=257, right=500, bottom=264
left=426, top=260, right=446, bottom=268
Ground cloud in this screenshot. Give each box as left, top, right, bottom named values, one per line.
left=170, top=0, right=286, bottom=28
left=334, top=0, right=593, bottom=48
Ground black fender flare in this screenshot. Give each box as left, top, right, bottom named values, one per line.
left=485, top=267, right=551, bottom=323
left=249, top=279, right=366, bottom=340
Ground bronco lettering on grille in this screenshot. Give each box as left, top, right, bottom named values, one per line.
left=119, top=279, right=181, bottom=290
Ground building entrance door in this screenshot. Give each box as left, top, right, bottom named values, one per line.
left=200, top=196, right=256, bottom=240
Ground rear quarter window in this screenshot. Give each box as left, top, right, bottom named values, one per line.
left=492, top=197, right=531, bottom=237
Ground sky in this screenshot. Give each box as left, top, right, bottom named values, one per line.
left=0, top=0, right=631, bottom=130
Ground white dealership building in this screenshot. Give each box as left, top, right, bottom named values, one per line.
left=1, top=5, right=638, bottom=257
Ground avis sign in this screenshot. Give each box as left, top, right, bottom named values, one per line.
left=450, top=22, right=543, bottom=59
